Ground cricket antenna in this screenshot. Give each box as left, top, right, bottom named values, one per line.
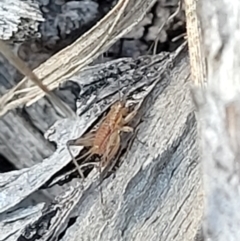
left=117, top=78, right=122, bottom=101
left=117, top=78, right=127, bottom=103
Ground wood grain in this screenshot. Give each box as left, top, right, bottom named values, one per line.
left=0, top=45, right=203, bottom=241
left=184, top=0, right=206, bottom=86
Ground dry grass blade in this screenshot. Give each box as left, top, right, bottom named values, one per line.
left=151, top=0, right=182, bottom=55
left=0, top=40, right=75, bottom=118
left=0, top=0, right=157, bottom=117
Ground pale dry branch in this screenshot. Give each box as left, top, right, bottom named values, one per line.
left=0, top=0, right=157, bottom=117
left=184, top=0, right=206, bottom=86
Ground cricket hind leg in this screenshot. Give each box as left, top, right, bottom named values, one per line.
left=126, top=109, right=138, bottom=122
left=101, top=131, right=121, bottom=169
left=66, top=133, right=95, bottom=180
left=67, top=143, right=85, bottom=181
left=122, top=106, right=138, bottom=126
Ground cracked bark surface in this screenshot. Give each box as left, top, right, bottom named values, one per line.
left=0, top=1, right=204, bottom=240
left=0, top=0, right=158, bottom=204
left=0, top=45, right=203, bottom=241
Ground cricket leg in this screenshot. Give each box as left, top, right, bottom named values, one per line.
left=69, top=132, right=95, bottom=147
left=78, top=162, right=99, bottom=169
left=95, top=160, right=105, bottom=216
left=66, top=134, right=94, bottom=180
left=67, top=142, right=85, bottom=181
left=101, top=131, right=120, bottom=168
left=123, top=108, right=138, bottom=124
left=120, top=125, right=133, bottom=133
left=103, top=133, right=121, bottom=179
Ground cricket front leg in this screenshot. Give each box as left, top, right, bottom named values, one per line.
left=120, top=126, right=133, bottom=133
left=68, top=132, right=95, bottom=147
left=123, top=108, right=138, bottom=125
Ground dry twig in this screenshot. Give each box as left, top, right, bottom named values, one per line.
left=184, top=0, right=206, bottom=86
left=152, top=0, right=183, bottom=54
left=0, top=40, right=75, bottom=118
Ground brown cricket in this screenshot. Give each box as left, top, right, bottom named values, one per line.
left=67, top=99, right=137, bottom=179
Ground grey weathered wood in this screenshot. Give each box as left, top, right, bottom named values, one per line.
left=0, top=0, right=158, bottom=112
left=0, top=0, right=111, bottom=205
left=195, top=1, right=240, bottom=240
left=0, top=50, right=172, bottom=213
left=0, top=0, right=100, bottom=45
left=0, top=45, right=203, bottom=241
left=62, top=50, right=202, bottom=241
left=0, top=202, right=45, bottom=241
left=0, top=0, right=43, bottom=41
left=0, top=54, right=73, bottom=204
left=0, top=0, right=157, bottom=206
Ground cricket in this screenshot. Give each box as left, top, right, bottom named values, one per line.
left=67, top=96, right=138, bottom=181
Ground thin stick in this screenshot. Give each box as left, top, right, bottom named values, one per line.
left=0, top=40, right=75, bottom=118
left=148, top=0, right=182, bottom=54
left=67, top=131, right=96, bottom=181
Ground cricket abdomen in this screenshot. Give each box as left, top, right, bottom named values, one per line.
left=93, top=102, right=124, bottom=155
